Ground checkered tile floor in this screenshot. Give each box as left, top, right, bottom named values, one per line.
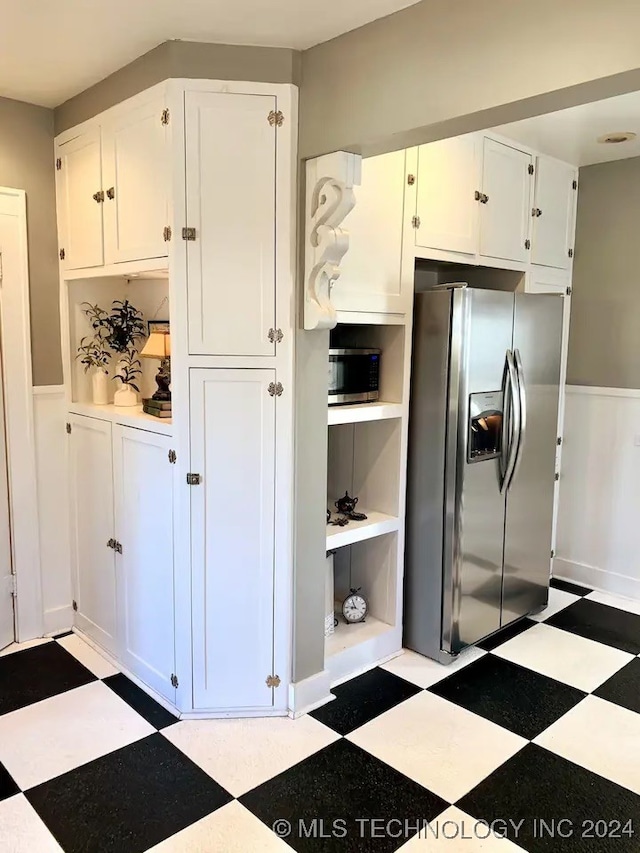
left=1, top=579, right=640, bottom=851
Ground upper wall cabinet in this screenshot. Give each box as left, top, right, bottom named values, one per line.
left=101, top=92, right=169, bottom=265
left=56, top=127, right=104, bottom=270
left=479, top=138, right=533, bottom=264
left=334, top=150, right=410, bottom=315
left=185, top=91, right=277, bottom=356
left=531, top=155, right=578, bottom=270
left=414, top=135, right=480, bottom=259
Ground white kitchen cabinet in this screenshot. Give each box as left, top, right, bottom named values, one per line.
left=415, top=135, right=480, bottom=259
left=56, top=127, right=104, bottom=270
left=113, top=426, right=175, bottom=702
left=479, top=138, right=533, bottom=263
left=190, top=369, right=277, bottom=711
left=531, top=155, right=578, bottom=269
left=102, top=93, right=169, bottom=265
left=185, top=91, right=278, bottom=356
left=334, top=150, right=411, bottom=314
left=68, top=415, right=117, bottom=654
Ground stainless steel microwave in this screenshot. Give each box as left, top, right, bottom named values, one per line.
left=328, top=348, right=381, bottom=405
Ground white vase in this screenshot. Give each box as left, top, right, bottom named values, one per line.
left=113, top=383, right=138, bottom=407
left=91, top=369, right=109, bottom=405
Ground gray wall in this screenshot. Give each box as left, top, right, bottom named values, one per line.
left=0, top=97, right=61, bottom=386
left=567, top=156, right=640, bottom=388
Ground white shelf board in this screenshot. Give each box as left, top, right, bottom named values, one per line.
left=68, top=401, right=173, bottom=436
left=326, top=509, right=399, bottom=550
left=325, top=617, right=401, bottom=685
left=328, top=401, right=403, bottom=425
left=326, top=615, right=393, bottom=658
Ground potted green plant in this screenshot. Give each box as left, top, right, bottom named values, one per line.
left=77, top=304, right=111, bottom=404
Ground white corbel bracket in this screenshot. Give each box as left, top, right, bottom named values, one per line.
left=304, top=151, right=362, bottom=330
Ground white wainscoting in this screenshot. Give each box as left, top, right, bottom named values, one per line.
left=555, top=385, right=640, bottom=601
left=33, top=386, right=72, bottom=634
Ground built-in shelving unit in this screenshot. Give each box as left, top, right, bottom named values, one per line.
left=68, top=402, right=173, bottom=435
left=328, top=401, right=403, bottom=426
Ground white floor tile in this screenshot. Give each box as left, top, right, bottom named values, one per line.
left=347, top=692, right=526, bottom=803
left=586, top=590, right=640, bottom=617
left=535, top=695, right=640, bottom=796
left=529, top=587, right=579, bottom=622
left=0, top=681, right=154, bottom=789
left=55, top=633, right=119, bottom=678
left=0, top=638, right=53, bottom=658
left=380, top=647, right=486, bottom=689
left=493, top=622, right=633, bottom=692
left=163, top=714, right=340, bottom=797
left=0, top=794, right=62, bottom=852
left=398, top=806, right=526, bottom=851
left=148, top=801, right=291, bottom=852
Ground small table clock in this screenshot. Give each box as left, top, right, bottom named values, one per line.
left=342, top=588, right=368, bottom=624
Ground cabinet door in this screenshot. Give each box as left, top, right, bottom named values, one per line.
left=479, top=138, right=532, bottom=263
left=190, top=369, right=276, bottom=711
left=185, top=91, right=277, bottom=356
left=334, top=151, right=409, bottom=314
left=68, top=415, right=116, bottom=653
left=113, top=426, right=175, bottom=702
left=102, top=94, right=169, bottom=265
left=56, top=127, right=104, bottom=270
left=415, top=135, right=480, bottom=257
left=531, top=156, right=577, bottom=269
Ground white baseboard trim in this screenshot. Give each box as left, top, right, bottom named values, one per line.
left=43, top=605, right=73, bottom=637
left=288, top=669, right=334, bottom=719
left=554, top=557, right=640, bottom=602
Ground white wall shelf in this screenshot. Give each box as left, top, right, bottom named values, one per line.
left=328, top=401, right=403, bottom=425
left=326, top=509, right=399, bottom=550
left=68, top=402, right=173, bottom=436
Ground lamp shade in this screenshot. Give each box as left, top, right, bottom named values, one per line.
left=140, top=330, right=171, bottom=359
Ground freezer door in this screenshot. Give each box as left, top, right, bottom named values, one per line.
left=502, top=293, right=563, bottom=625
left=444, top=288, right=514, bottom=654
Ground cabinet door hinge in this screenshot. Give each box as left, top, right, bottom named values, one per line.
left=532, top=207, right=542, bottom=217
left=475, top=191, right=489, bottom=204
left=411, top=215, right=421, bottom=229
left=528, top=163, right=535, bottom=175
left=114, top=541, right=123, bottom=554
left=268, top=382, right=283, bottom=397
left=59, top=248, right=66, bottom=261
left=266, top=674, right=281, bottom=688
left=550, top=549, right=556, bottom=559
left=10, top=575, right=17, bottom=598
left=568, top=248, right=574, bottom=258
left=572, top=179, right=578, bottom=190
left=566, top=286, right=572, bottom=296
left=557, top=436, right=563, bottom=446
left=407, top=174, right=415, bottom=186
left=72, top=599, right=78, bottom=612
left=168, top=449, right=177, bottom=464
left=170, top=673, right=179, bottom=688
left=106, top=187, right=115, bottom=200
left=182, top=227, right=196, bottom=241
left=55, top=157, right=62, bottom=171
left=163, top=225, right=172, bottom=242
left=524, top=239, right=531, bottom=250
left=66, top=422, right=72, bottom=434
left=107, top=538, right=115, bottom=550
left=267, top=328, right=284, bottom=344
left=267, top=110, right=284, bottom=127
left=186, top=473, right=202, bottom=485
left=554, top=472, right=560, bottom=481
left=92, top=190, right=105, bottom=203
left=161, top=108, right=170, bottom=126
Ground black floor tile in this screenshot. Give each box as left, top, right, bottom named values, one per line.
left=477, top=618, right=536, bottom=652
left=594, top=658, right=640, bottom=715
left=309, top=668, right=422, bottom=736
left=103, top=673, right=178, bottom=730
left=550, top=578, right=592, bottom=596
left=0, top=642, right=96, bottom=716
left=546, top=598, right=640, bottom=655
left=458, top=743, right=640, bottom=852
left=27, top=734, right=231, bottom=853
left=241, top=739, right=447, bottom=853
left=429, top=655, right=585, bottom=740
left=0, top=761, right=19, bottom=802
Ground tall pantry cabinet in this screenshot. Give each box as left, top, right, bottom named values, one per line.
left=56, top=80, right=297, bottom=718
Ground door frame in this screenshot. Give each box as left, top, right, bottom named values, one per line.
left=0, top=187, right=43, bottom=641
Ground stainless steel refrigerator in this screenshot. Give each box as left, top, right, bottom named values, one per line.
left=405, top=285, right=563, bottom=662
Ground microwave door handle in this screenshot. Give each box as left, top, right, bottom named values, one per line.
left=500, top=350, right=520, bottom=494
left=507, top=348, right=527, bottom=490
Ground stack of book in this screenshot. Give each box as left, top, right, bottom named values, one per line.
left=142, top=398, right=172, bottom=419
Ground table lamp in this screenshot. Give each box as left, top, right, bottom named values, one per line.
left=140, top=327, right=171, bottom=401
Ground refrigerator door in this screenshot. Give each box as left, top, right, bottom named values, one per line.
left=444, top=288, right=515, bottom=654
left=502, top=293, right=563, bottom=625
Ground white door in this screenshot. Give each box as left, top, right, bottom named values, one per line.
left=56, top=127, right=104, bottom=270
left=479, top=137, right=532, bottom=263
left=190, top=369, right=276, bottom=711
left=334, top=150, right=410, bottom=314
left=113, top=426, right=175, bottom=701
left=531, top=155, right=578, bottom=269
left=102, top=94, right=169, bottom=265
left=415, top=134, right=480, bottom=257
left=0, top=357, right=13, bottom=650
left=185, top=91, right=277, bottom=356
left=68, top=415, right=117, bottom=654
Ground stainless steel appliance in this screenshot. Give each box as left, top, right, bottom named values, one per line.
left=328, top=348, right=380, bottom=406
left=405, top=285, right=563, bottom=662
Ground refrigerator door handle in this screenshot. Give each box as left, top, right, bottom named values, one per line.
left=500, top=349, right=520, bottom=494
left=508, top=348, right=527, bottom=490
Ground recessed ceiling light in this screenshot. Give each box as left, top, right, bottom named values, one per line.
left=597, top=131, right=637, bottom=144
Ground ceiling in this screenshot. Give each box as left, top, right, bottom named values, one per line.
left=494, top=91, right=640, bottom=168
left=0, top=0, right=420, bottom=108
